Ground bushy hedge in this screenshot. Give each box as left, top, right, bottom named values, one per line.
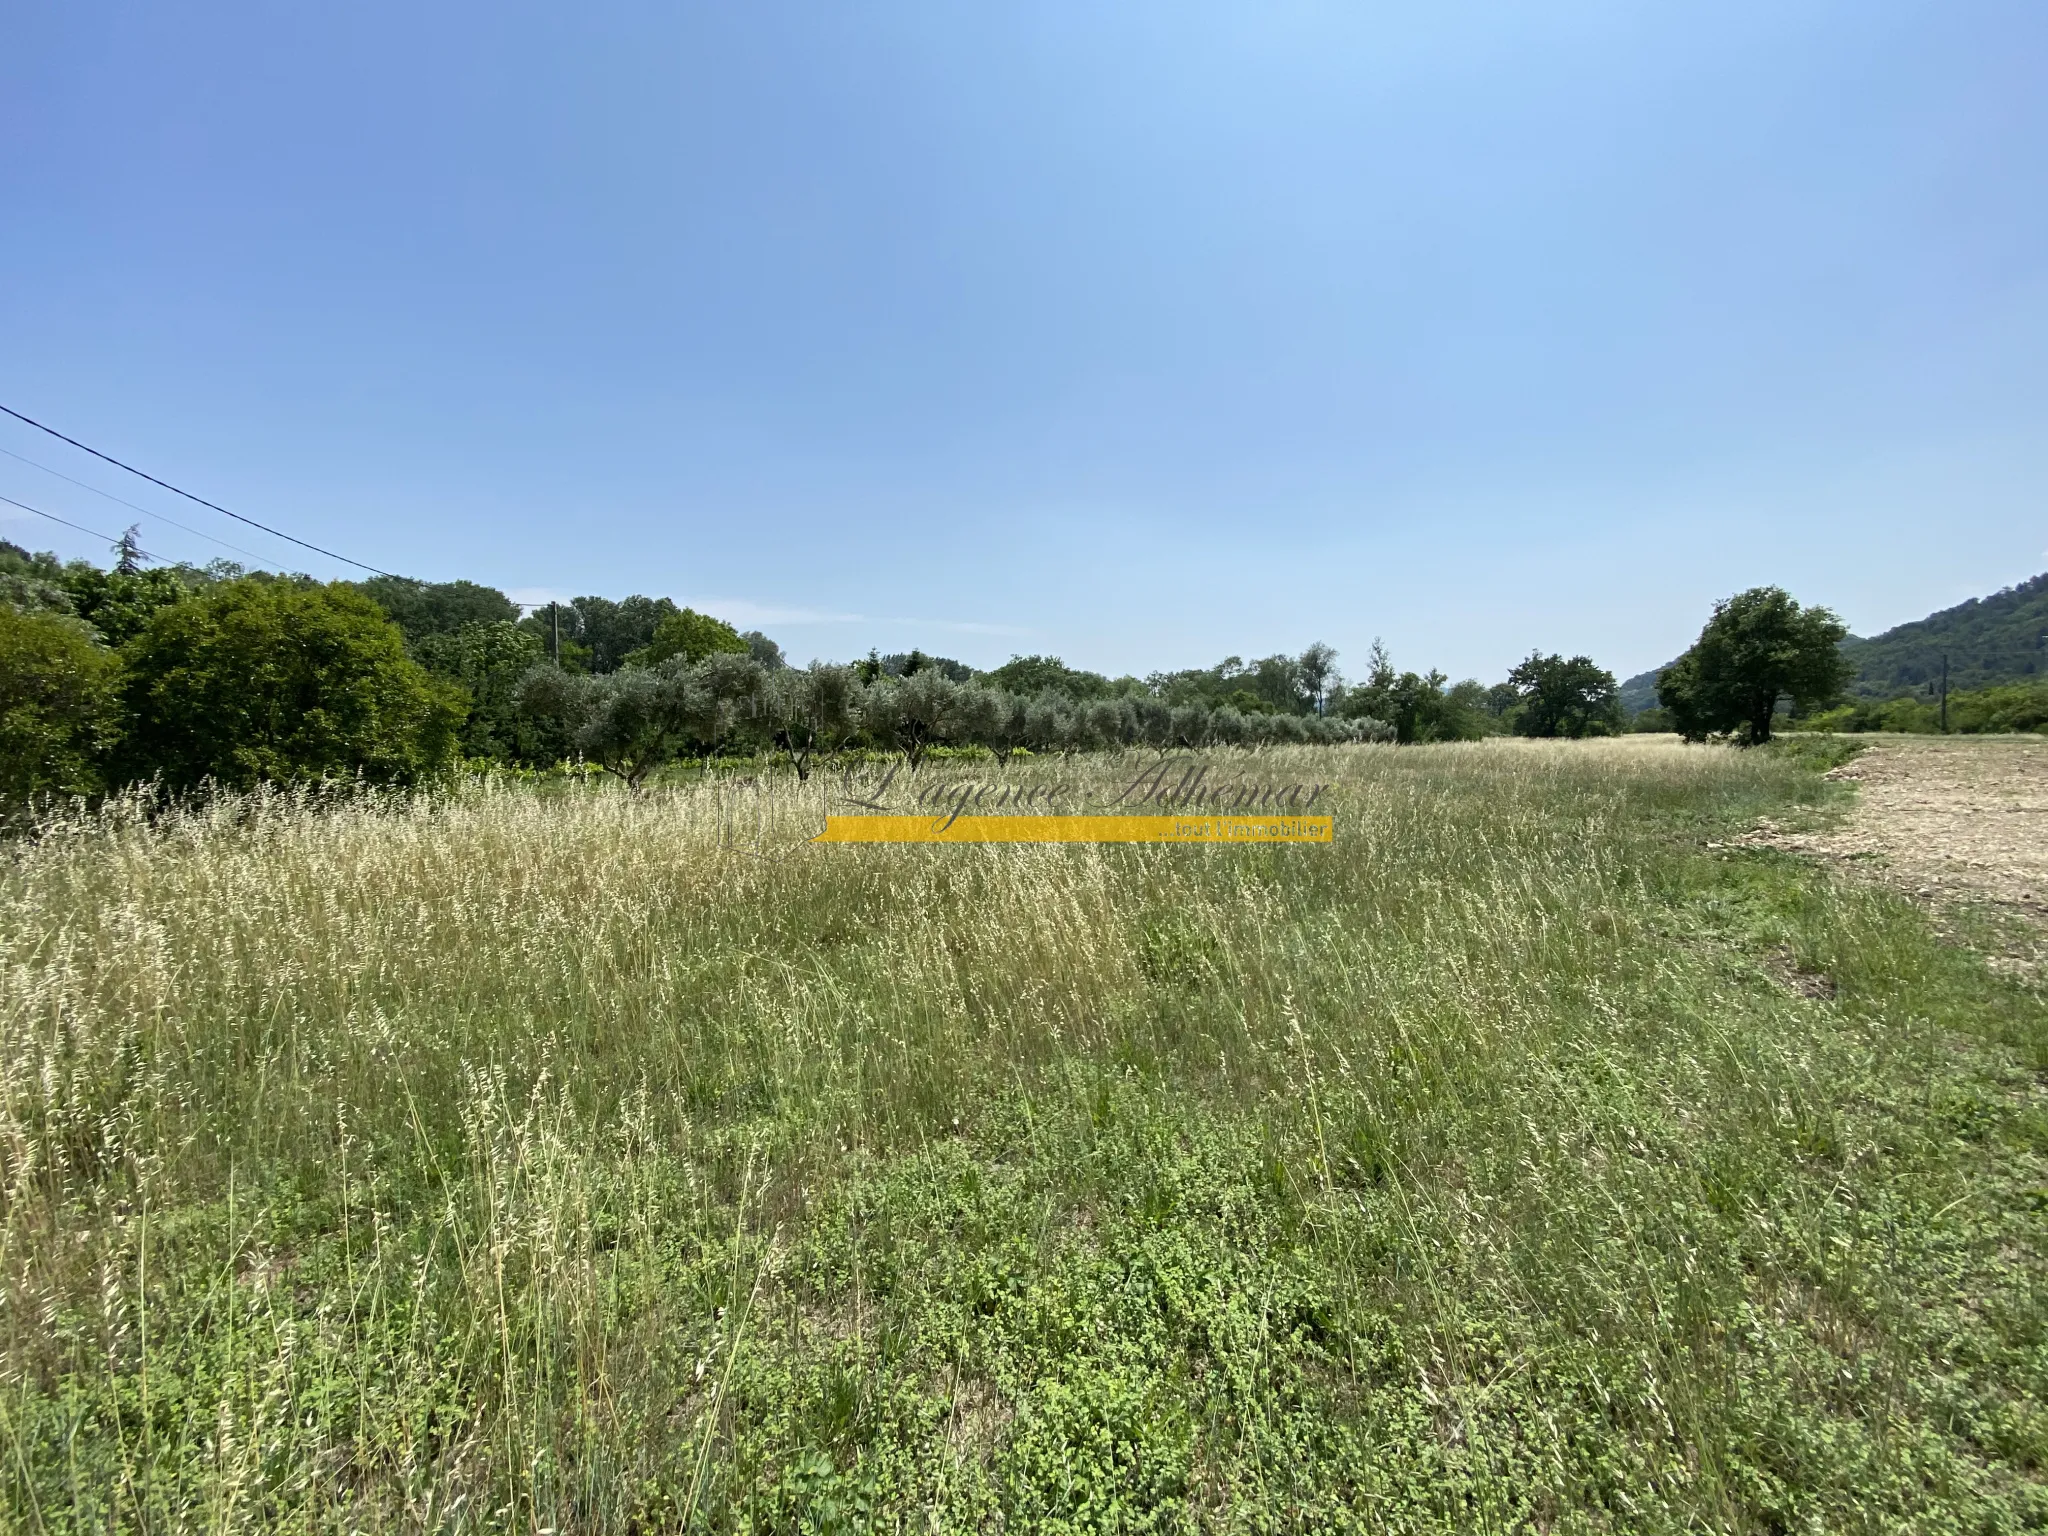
left=1792, top=682, right=2048, bottom=736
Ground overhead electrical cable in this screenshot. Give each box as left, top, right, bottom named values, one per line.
left=0, top=492, right=161, bottom=562
left=0, top=403, right=397, bottom=577
left=0, top=444, right=275, bottom=566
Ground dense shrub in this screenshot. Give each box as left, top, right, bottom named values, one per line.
left=117, top=580, right=463, bottom=790
left=0, top=607, right=123, bottom=815
left=1791, top=682, right=2048, bottom=735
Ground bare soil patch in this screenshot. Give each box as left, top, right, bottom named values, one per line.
left=1744, top=735, right=2048, bottom=968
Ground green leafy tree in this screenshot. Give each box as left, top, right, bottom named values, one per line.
left=117, top=580, right=463, bottom=790
left=985, top=655, right=1117, bottom=700
left=1296, top=642, right=1339, bottom=714
left=1335, top=642, right=1487, bottom=742
left=1506, top=652, right=1623, bottom=739
left=1151, top=651, right=1319, bottom=715
left=566, top=594, right=680, bottom=672
left=693, top=652, right=770, bottom=755
left=0, top=608, right=123, bottom=816
left=743, top=630, right=788, bottom=669
left=877, top=649, right=973, bottom=681
left=354, top=577, right=520, bottom=648
left=1022, top=692, right=1075, bottom=754
left=57, top=562, right=200, bottom=647
left=1658, top=587, right=1852, bottom=744
left=626, top=607, right=750, bottom=670
left=414, top=620, right=559, bottom=761
left=0, top=542, right=79, bottom=619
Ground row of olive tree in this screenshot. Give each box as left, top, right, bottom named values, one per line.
left=0, top=541, right=1397, bottom=818
left=514, top=655, right=1397, bottom=788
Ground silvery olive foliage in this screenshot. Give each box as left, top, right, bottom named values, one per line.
left=516, top=662, right=704, bottom=789
left=518, top=649, right=1394, bottom=785
left=766, top=662, right=861, bottom=780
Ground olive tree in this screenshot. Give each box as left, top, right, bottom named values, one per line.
left=945, top=683, right=1008, bottom=758
left=516, top=664, right=696, bottom=789
left=517, top=653, right=765, bottom=788
left=1022, top=693, right=1073, bottom=755
left=862, top=669, right=958, bottom=767
left=766, top=662, right=861, bottom=780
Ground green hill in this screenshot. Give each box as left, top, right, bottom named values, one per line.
left=1620, top=572, right=2048, bottom=713
left=1840, top=572, right=2048, bottom=699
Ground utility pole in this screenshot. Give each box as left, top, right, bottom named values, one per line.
left=1939, top=652, right=1949, bottom=735
left=550, top=602, right=561, bottom=668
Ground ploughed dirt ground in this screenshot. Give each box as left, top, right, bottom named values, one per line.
left=1741, top=735, right=2048, bottom=972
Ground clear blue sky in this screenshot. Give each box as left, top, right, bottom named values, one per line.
left=4, top=1, right=2044, bottom=682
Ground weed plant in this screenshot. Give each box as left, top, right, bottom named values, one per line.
left=0, top=741, right=2042, bottom=1531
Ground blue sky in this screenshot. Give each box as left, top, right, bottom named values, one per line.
left=4, top=1, right=2043, bottom=682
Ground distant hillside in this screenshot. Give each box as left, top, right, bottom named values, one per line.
left=1840, top=572, right=2048, bottom=699
left=1619, top=572, right=2048, bottom=714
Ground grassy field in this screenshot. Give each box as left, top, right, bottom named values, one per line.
left=2, top=740, right=2044, bottom=1532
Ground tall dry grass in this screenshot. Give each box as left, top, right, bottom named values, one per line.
left=1, top=742, right=2042, bottom=1530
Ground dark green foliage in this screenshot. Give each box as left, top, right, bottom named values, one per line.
left=1842, top=570, right=2048, bottom=699
left=880, top=649, right=974, bottom=680
left=0, top=541, right=78, bottom=619
left=413, top=620, right=560, bottom=761
left=626, top=606, right=751, bottom=670
left=766, top=662, right=861, bottom=778
left=1798, top=681, right=2048, bottom=736
left=1149, top=644, right=1338, bottom=717
left=743, top=630, right=788, bottom=669
left=1659, top=587, right=1852, bottom=744
left=116, top=580, right=463, bottom=789
left=1506, top=651, right=1622, bottom=738
left=517, top=664, right=697, bottom=787
left=985, top=654, right=1123, bottom=700
left=1335, top=642, right=1488, bottom=742
left=560, top=593, right=681, bottom=672
left=861, top=668, right=961, bottom=767
left=56, top=560, right=204, bottom=646
left=0, top=606, right=123, bottom=813
left=1623, top=569, right=2048, bottom=712
left=351, top=576, right=520, bottom=647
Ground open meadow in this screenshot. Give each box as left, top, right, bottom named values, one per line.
left=3, top=739, right=2045, bottom=1532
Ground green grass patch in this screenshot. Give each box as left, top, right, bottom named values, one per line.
left=1, top=741, right=2042, bottom=1531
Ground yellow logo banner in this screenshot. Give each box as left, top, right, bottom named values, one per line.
left=812, top=814, right=1333, bottom=844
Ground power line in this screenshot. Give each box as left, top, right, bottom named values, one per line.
left=0, top=444, right=275, bottom=566
left=0, top=403, right=397, bottom=577
left=0, top=492, right=161, bottom=562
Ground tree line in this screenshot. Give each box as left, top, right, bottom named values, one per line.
left=25, top=536, right=1849, bottom=819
